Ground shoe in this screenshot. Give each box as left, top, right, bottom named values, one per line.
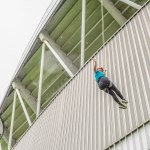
left=119, top=103, right=127, bottom=109
left=119, top=106, right=127, bottom=109
left=119, top=105, right=127, bottom=109
left=122, top=99, right=128, bottom=104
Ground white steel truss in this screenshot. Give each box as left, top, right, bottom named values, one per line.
left=39, top=30, right=78, bottom=78
left=12, top=80, right=37, bottom=114
left=81, top=0, right=86, bottom=67
left=99, top=0, right=127, bottom=26
left=37, top=43, right=45, bottom=118
left=15, top=89, right=32, bottom=126
left=120, top=0, right=142, bottom=9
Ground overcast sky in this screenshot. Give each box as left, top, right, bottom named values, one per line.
left=0, top=0, right=52, bottom=105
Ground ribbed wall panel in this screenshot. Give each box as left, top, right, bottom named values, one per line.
left=13, top=3, right=150, bottom=150
left=107, top=122, right=150, bottom=150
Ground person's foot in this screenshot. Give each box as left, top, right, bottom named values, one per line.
left=119, top=105, right=127, bottom=109
left=122, top=99, right=128, bottom=104
left=119, top=103, right=127, bottom=109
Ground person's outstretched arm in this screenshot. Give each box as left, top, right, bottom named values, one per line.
left=93, top=59, right=97, bottom=72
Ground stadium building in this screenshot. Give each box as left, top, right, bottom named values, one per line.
left=0, top=0, right=149, bottom=149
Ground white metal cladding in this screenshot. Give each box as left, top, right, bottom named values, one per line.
left=107, top=121, right=150, bottom=150
left=13, top=3, right=150, bottom=150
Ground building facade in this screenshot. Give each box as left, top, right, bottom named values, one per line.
left=10, top=2, right=150, bottom=150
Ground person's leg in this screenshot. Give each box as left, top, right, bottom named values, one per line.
left=104, top=88, right=126, bottom=107
left=109, top=82, right=125, bottom=100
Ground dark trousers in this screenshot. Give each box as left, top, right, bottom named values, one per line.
left=98, top=77, right=124, bottom=106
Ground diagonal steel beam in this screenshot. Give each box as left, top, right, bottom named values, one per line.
left=39, top=30, right=78, bottom=78
left=99, top=0, right=127, bottom=26
left=120, top=0, right=142, bottom=10
left=37, top=43, right=45, bottom=118
left=12, top=80, right=39, bottom=114
left=15, top=89, right=32, bottom=126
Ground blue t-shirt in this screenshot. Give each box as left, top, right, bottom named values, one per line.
left=94, top=70, right=105, bottom=81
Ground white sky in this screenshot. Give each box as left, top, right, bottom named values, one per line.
left=0, top=0, right=52, bottom=105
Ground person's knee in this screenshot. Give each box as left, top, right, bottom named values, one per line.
left=109, top=81, right=113, bottom=88
left=103, top=88, right=109, bottom=93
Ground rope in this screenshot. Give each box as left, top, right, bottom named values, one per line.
left=101, top=0, right=107, bottom=74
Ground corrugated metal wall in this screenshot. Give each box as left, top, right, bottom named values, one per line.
left=13, top=3, right=150, bottom=150
left=107, top=121, right=150, bottom=150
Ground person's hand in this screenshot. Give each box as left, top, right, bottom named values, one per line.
left=93, top=59, right=96, bottom=63
left=104, top=69, right=107, bottom=75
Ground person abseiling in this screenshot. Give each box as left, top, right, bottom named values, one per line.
left=93, top=59, right=128, bottom=109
